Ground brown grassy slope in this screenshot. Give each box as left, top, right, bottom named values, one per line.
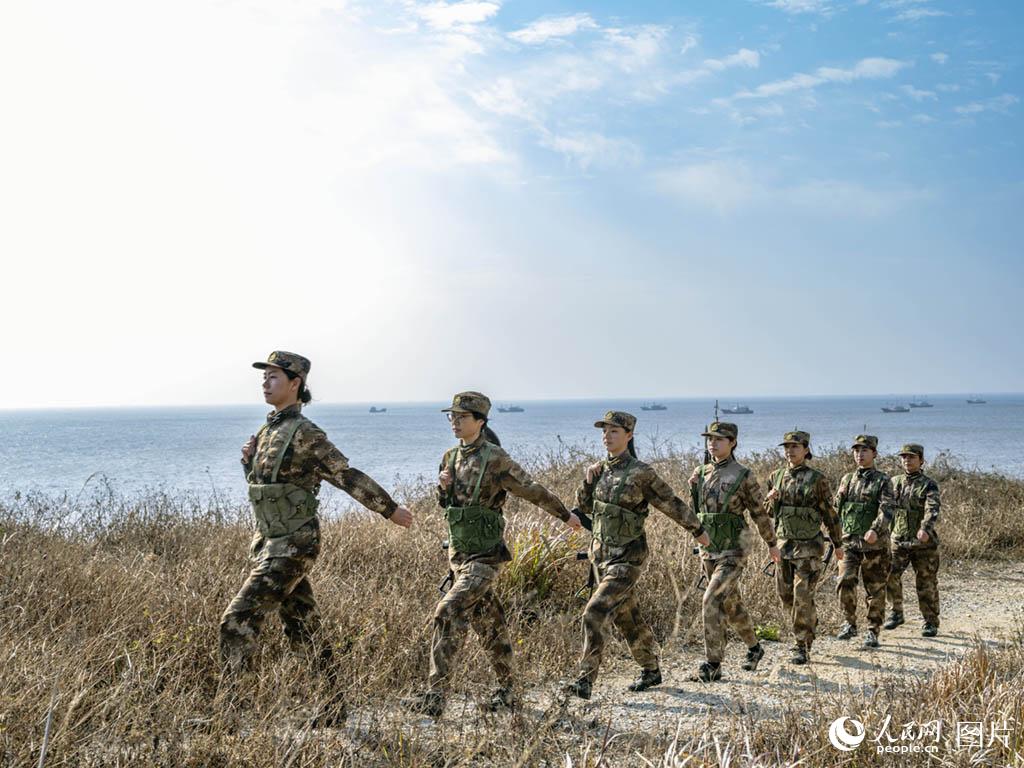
left=1, top=448, right=1022, bottom=766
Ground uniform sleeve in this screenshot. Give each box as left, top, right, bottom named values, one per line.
left=436, top=450, right=453, bottom=509
left=497, top=453, right=570, bottom=522
left=576, top=467, right=598, bottom=515
left=738, top=472, right=776, bottom=547
left=833, top=473, right=848, bottom=510
left=815, top=474, right=843, bottom=546
left=870, top=474, right=895, bottom=536
left=642, top=468, right=703, bottom=535
left=311, top=427, right=398, bottom=518
left=922, top=478, right=941, bottom=536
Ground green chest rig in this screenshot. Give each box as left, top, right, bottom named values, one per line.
left=695, top=464, right=750, bottom=553
left=839, top=471, right=883, bottom=536
left=445, top=443, right=505, bottom=555
left=247, top=417, right=319, bottom=539
left=772, top=467, right=823, bottom=541
left=591, top=458, right=647, bottom=547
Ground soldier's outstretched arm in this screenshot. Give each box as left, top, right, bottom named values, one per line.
left=310, top=427, right=411, bottom=526
left=921, top=478, right=941, bottom=539
left=498, top=453, right=573, bottom=524
left=642, top=468, right=704, bottom=536
left=816, top=474, right=843, bottom=549
left=870, top=475, right=896, bottom=537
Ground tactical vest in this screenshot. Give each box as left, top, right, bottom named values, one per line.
left=591, top=458, right=647, bottom=547
left=892, top=474, right=927, bottom=541
left=839, top=471, right=883, bottom=536
left=247, top=417, right=319, bottom=539
left=444, top=443, right=505, bottom=554
left=696, top=463, right=749, bottom=553
left=772, top=467, right=822, bottom=541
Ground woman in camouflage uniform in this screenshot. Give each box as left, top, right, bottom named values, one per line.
left=404, top=391, right=581, bottom=717
left=563, top=411, right=709, bottom=700
left=220, top=351, right=413, bottom=722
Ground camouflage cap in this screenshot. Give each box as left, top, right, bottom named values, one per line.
left=702, top=422, right=739, bottom=439
left=252, top=351, right=311, bottom=381
left=779, top=430, right=811, bottom=446
left=898, top=443, right=925, bottom=459
left=851, top=434, right=879, bottom=450
left=442, top=391, right=491, bottom=417
left=593, top=411, right=637, bottom=431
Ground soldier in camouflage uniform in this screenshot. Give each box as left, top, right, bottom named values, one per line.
left=763, top=431, right=844, bottom=664
left=688, top=422, right=780, bottom=682
left=404, top=392, right=581, bottom=717
left=563, top=412, right=710, bottom=700
left=834, top=435, right=896, bottom=648
left=884, top=444, right=941, bottom=637
left=221, top=351, right=413, bottom=723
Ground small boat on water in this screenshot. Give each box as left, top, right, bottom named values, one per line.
left=967, top=397, right=987, bottom=404
left=908, top=397, right=933, bottom=408
left=881, top=404, right=910, bottom=413
left=368, top=406, right=387, bottom=413
left=721, top=404, right=753, bottom=415
left=641, top=403, right=667, bottom=411
left=497, top=405, right=524, bottom=413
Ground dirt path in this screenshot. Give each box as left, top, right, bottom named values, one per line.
left=518, top=560, right=1024, bottom=732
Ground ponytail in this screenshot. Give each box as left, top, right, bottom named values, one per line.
left=283, top=369, right=313, bottom=405
left=627, top=436, right=638, bottom=458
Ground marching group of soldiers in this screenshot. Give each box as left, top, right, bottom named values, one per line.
left=220, top=351, right=942, bottom=722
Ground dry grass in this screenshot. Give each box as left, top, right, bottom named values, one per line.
left=2, top=448, right=1023, bottom=766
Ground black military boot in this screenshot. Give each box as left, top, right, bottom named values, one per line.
left=741, top=643, right=764, bottom=671
left=836, top=622, right=857, bottom=640
left=791, top=644, right=809, bottom=665
left=486, top=686, right=516, bottom=712
left=883, top=612, right=905, bottom=630
left=691, top=661, right=722, bottom=682
left=921, top=622, right=939, bottom=637
left=562, top=677, right=592, bottom=700
left=863, top=629, right=880, bottom=648
left=627, top=668, right=662, bottom=692
left=402, top=690, right=444, bottom=717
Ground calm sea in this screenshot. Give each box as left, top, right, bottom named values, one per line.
left=2, top=395, right=1022, bottom=506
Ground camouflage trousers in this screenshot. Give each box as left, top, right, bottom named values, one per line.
left=219, top=550, right=331, bottom=673
left=702, top=557, right=757, bottom=664
left=886, top=546, right=940, bottom=625
left=837, top=547, right=891, bottom=633
left=429, top=560, right=514, bottom=691
left=775, top=556, right=822, bottom=649
left=577, top=561, right=658, bottom=684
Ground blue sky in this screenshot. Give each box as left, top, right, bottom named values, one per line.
left=0, top=0, right=1021, bottom=407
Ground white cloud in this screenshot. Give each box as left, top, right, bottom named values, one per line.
left=936, top=82, right=960, bottom=92
left=954, top=93, right=1020, bottom=116
left=508, top=13, right=597, bottom=45
left=930, top=52, right=949, bottom=64
left=680, top=33, right=700, bottom=55
left=729, top=57, right=909, bottom=101
left=986, top=72, right=1001, bottom=85
left=656, top=160, right=931, bottom=217
left=892, top=8, right=950, bottom=22
left=911, top=113, right=935, bottom=123
left=599, top=25, right=670, bottom=72
left=901, top=84, right=936, bottom=101
left=703, top=48, right=761, bottom=71
left=540, top=131, right=642, bottom=170
left=413, top=1, right=500, bottom=30
left=759, top=0, right=835, bottom=15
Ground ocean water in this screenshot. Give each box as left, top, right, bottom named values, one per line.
left=1, top=395, right=1022, bottom=506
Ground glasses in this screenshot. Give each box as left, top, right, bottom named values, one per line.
left=446, top=412, right=474, bottom=423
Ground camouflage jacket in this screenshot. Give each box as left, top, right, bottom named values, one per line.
left=834, top=466, right=896, bottom=551
left=244, top=404, right=398, bottom=520
left=689, top=456, right=776, bottom=560
left=437, top=433, right=570, bottom=566
left=891, top=471, right=940, bottom=549
left=577, top=452, right=704, bottom=566
left=766, top=463, right=843, bottom=560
